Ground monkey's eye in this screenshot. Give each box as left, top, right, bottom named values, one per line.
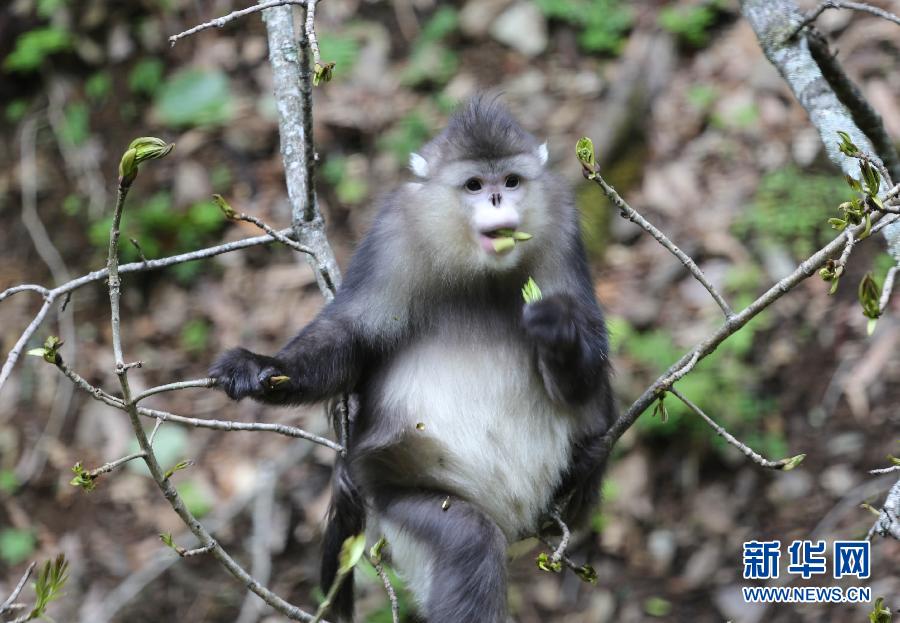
left=464, top=178, right=483, bottom=193
left=505, top=175, right=520, bottom=189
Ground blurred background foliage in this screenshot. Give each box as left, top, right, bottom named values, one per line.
left=1, top=0, right=899, bottom=621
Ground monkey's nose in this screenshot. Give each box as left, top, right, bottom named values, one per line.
left=490, top=192, right=502, bottom=207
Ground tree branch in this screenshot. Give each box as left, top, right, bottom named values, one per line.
left=168, top=0, right=307, bottom=45
left=789, top=0, right=900, bottom=39
left=590, top=174, right=734, bottom=318
left=669, top=387, right=801, bottom=470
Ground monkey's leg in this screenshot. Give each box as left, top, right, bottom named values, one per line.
left=374, top=489, right=508, bottom=623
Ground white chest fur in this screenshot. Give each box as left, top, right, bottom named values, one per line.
left=376, top=325, right=577, bottom=540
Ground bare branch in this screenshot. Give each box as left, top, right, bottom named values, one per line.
left=669, top=388, right=800, bottom=470
left=132, top=378, right=217, bottom=404
left=0, top=563, right=35, bottom=616
left=0, top=299, right=53, bottom=392
left=879, top=266, right=898, bottom=315
left=264, top=2, right=342, bottom=297
left=805, top=30, right=900, bottom=183
left=603, top=209, right=889, bottom=456
left=54, top=358, right=343, bottom=452
left=84, top=452, right=147, bottom=479
left=231, top=211, right=336, bottom=294
left=789, top=0, right=900, bottom=39
left=305, top=0, right=322, bottom=68
left=548, top=508, right=571, bottom=567
left=0, top=229, right=293, bottom=395
left=867, top=478, right=900, bottom=540
left=588, top=174, right=734, bottom=318
left=0, top=284, right=50, bottom=302
left=168, top=0, right=307, bottom=45
left=103, top=169, right=324, bottom=622
left=368, top=545, right=400, bottom=623
left=870, top=465, right=900, bottom=475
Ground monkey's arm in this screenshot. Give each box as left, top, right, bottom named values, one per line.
left=521, top=292, right=609, bottom=407
left=209, top=308, right=367, bottom=404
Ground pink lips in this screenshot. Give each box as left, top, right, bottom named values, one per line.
left=478, top=230, right=514, bottom=254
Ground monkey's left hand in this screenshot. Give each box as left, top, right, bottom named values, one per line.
left=521, top=295, right=581, bottom=354
left=209, top=347, right=295, bottom=402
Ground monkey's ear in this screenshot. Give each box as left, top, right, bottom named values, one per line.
left=409, top=153, right=429, bottom=178
left=536, top=142, right=549, bottom=166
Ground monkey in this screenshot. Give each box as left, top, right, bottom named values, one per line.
left=210, top=95, right=614, bottom=623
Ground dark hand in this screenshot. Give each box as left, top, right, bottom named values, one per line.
left=209, top=347, right=294, bottom=401
left=522, top=295, right=580, bottom=354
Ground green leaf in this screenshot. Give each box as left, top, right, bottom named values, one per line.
left=70, top=461, right=97, bottom=492
left=836, top=130, right=858, bottom=156
left=575, top=564, right=598, bottom=583
left=338, top=533, right=367, bottom=574
left=779, top=454, right=806, bottom=471
left=155, top=69, right=233, bottom=127
left=27, top=335, right=63, bottom=364
left=212, top=194, right=238, bottom=219
left=535, top=552, right=562, bottom=573
left=176, top=480, right=214, bottom=518
left=3, top=27, right=71, bottom=73
left=313, top=62, right=336, bottom=86
left=575, top=137, right=596, bottom=170
left=869, top=597, right=892, bottom=623
left=0, top=528, right=36, bottom=566
left=858, top=272, right=881, bottom=319
left=521, top=277, right=543, bottom=304
left=129, top=59, right=165, bottom=96
left=845, top=175, right=863, bottom=193
left=29, top=554, right=69, bottom=619
left=164, top=459, right=194, bottom=480
left=644, top=596, right=672, bottom=617
left=860, top=161, right=881, bottom=197
left=651, top=394, right=669, bottom=423
left=369, top=536, right=387, bottom=564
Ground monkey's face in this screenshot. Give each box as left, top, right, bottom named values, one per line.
left=418, top=153, right=548, bottom=273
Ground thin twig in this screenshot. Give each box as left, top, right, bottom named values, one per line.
left=669, top=388, right=798, bottom=470
left=588, top=174, right=734, bottom=318
left=305, top=0, right=322, bottom=67
left=0, top=284, right=50, bottom=302
left=54, top=358, right=343, bottom=452
left=104, top=174, right=324, bottom=622
left=870, top=465, right=900, bottom=475
left=178, top=543, right=216, bottom=558
left=168, top=0, right=307, bottom=45
left=879, top=266, right=898, bottom=315
left=84, top=452, right=147, bottom=479
left=789, top=0, right=900, bottom=40
left=369, top=549, right=400, bottom=623
left=603, top=206, right=886, bottom=457
left=232, top=211, right=336, bottom=294
left=0, top=228, right=295, bottom=395
left=132, top=378, right=217, bottom=404
left=537, top=537, right=585, bottom=576
left=548, top=508, right=571, bottom=566
left=0, top=563, right=35, bottom=616
left=867, top=478, right=900, bottom=541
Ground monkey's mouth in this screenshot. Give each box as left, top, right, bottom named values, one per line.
left=478, top=228, right=533, bottom=254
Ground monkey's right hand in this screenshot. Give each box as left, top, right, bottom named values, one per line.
left=209, top=347, right=295, bottom=402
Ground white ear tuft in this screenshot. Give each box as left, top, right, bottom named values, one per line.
left=536, top=142, right=549, bottom=166
left=409, top=153, right=429, bottom=178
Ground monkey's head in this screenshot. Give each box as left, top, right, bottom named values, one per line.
left=405, top=96, right=555, bottom=275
